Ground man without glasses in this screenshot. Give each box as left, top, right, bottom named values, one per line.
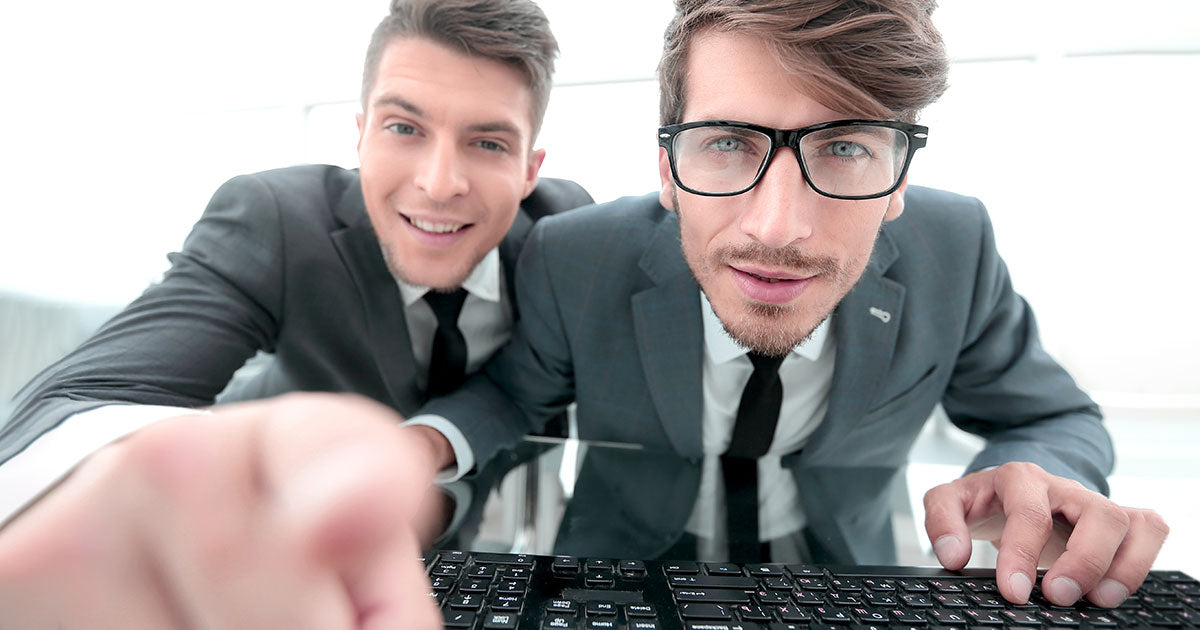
left=422, top=0, right=1169, bottom=612
left=0, top=0, right=589, bottom=627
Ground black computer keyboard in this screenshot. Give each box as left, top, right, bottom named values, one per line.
left=424, top=549, right=1200, bottom=629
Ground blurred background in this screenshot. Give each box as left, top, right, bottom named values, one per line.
left=1, top=0, right=1197, bottom=571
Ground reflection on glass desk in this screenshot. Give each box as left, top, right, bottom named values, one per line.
left=426, top=438, right=1200, bottom=629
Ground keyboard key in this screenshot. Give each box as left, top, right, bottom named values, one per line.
left=626, top=603, right=657, bottom=617
left=546, top=600, right=578, bottom=614
left=584, top=619, right=618, bottom=630
left=665, top=561, right=701, bottom=574
left=929, top=608, right=970, bottom=625
left=552, top=556, right=581, bottom=573
left=706, top=563, right=744, bottom=575
left=442, top=609, right=476, bottom=628
left=586, top=559, right=613, bottom=571
left=482, top=612, right=519, bottom=629
left=585, top=600, right=617, bottom=616
left=620, top=560, right=648, bottom=576
left=963, top=608, right=1006, bottom=625
left=448, top=593, right=485, bottom=610
left=669, top=575, right=758, bottom=589
left=474, top=552, right=534, bottom=566
left=679, top=602, right=734, bottom=620
left=467, top=565, right=497, bottom=579
left=541, top=614, right=577, bottom=630
left=789, top=589, right=822, bottom=605
left=491, top=594, right=523, bottom=611
left=585, top=571, right=616, bottom=588
left=439, top=551, right=470, bottom=564
left=675, top=588, right=752, bottom=603
left=762, top=577, right=793, bottom=591
left=784, top=564, right=823, bottom=577
left=735, top=603, right=772, bottom=621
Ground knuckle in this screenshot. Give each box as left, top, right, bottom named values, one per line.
left=1073, top=551, right=1112, bottom=580
left=1094, top=503, right=1131, bottom=534
left=1012, top=504, right=1054, bottom=535
left=118, top=420, right=213, bottom=493
left=1133, top=508, right=1171, bottom=539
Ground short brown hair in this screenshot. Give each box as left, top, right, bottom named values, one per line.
left=659, top=0, right=949, bottom=124
left=362, top=0, right=558, bottom=137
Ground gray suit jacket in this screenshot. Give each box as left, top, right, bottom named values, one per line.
left=1, top=165, right=592, bottom=463
left=426, top=187, right=1113, bottom=563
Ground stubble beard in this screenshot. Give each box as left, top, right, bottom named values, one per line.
left=673, top=191, right=865, bottom=357
left=379, top=239, right=483, bottom=291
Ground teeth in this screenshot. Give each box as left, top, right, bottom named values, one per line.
left=410, top=217, right=465, bottom=234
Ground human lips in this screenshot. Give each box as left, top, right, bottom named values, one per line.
left=728, top=263, right=815, bottom=304
left=401, top=212, right=472, bottom=236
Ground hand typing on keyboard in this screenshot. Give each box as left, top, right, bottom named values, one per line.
left=0, top=393, right=444, bottom=629
left=922, top=461, right=1170, bottom=609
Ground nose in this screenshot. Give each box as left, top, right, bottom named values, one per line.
left=414, top=137, right=469, bottom=202
left=737, top=147, right=816, bottom=249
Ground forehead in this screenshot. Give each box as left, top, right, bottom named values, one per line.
left=367, top=37, right=535, bottom=136
left=683, top=31, right=847, bottom=129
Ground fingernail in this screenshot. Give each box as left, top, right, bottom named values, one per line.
left=933, top=535, right=960, bottom=566
left=1094, top=578, right=1130, bottom=607
left=1009, top=571, right=1033, bottom=603
left=1046, top=576, right=1082, bottom=604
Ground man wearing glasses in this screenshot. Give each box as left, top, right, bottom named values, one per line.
left=424, top=0, right=1168, bottom=612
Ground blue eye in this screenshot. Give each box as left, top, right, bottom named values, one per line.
left=387, top=123, right=417, bottom=135
left=477, top=140, right=506, bottom=152
left=829, top=141, right=867, bottom=158
left=709, top=136, right=746, bottom=152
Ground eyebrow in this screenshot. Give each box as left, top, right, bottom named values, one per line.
left=372, top=94, right=524, bottom=139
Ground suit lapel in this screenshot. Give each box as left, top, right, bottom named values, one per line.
left=800, top=229, right=906, bottom=462
left=632, top=213, right=706, bottom=458
left=329, top=183, right=424, bottom=413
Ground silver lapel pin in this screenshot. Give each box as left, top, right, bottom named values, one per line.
left=869, top=307, right=892, bottom=323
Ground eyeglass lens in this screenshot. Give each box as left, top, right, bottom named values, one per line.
left=671, top=124, right=910, bottom=197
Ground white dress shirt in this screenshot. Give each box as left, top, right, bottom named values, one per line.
left=0, top=248, right=508, bottom=523
left=685, top=293, right=836, bottom=557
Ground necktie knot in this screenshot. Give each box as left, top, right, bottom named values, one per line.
left=423, top=289, right=469, bottom=399
left=423, top=289, right=469, bottom=328
left=747, top=351, right=786, bottom=374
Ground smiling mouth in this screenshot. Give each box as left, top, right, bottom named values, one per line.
left=405, top=214, right=468, bottom=234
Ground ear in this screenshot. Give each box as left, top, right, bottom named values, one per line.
left=883, top=176, right=908, bottom=222
left=521, top=148, right=546, bottom=199
left=355, top=111, right=365, bottom=154
left=658, top=146, right=677, bottom=211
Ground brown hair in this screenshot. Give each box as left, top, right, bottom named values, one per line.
left=362, top=0, right=559, bottom=137
left=658, top=0, right=949, bottom=124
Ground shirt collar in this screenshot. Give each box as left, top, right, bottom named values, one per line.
left=701, top=292, right=832, bottom=365
left=395, top=247, right=502, bottom=307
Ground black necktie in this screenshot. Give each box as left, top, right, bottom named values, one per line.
left=721, top=351, right=786, bottom=563
left=424, top=289, right=469, bottom=398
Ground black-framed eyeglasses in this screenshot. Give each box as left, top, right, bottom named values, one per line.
left=657, top=119, right=928, bottom=200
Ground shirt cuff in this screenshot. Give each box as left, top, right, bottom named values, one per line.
left=0, top=404, right=204, bottom=527
left=404, top=414, right=475, bottom=483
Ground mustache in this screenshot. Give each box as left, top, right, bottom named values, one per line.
left=716, top=243, right=840, bottom=276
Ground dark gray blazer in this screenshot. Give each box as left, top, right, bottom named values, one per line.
left=1, top=165, right=592, bottom=463
left=425, top=187, right=1113, bottom=563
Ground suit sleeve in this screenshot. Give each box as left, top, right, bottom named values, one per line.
left=0, top=174, right=286, bottom=464
left=420, top=218, right=576, bottom=473
left=941, top=202, right=1113, bottom=494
